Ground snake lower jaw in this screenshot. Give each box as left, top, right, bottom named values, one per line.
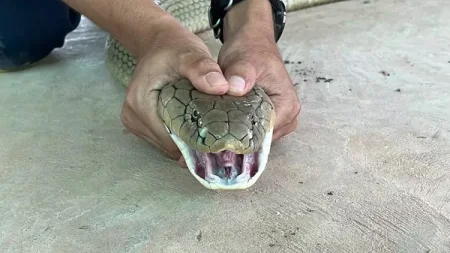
left=167, top=126, right=274, bottom=190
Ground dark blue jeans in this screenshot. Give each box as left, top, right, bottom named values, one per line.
left=0, top=0, right=81, bottom=71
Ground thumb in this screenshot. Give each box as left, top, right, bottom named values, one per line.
left=177, top=50, right=229, bottom=95
left=222, top=59, right=257, bottom=96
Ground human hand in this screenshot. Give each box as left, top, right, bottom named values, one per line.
left=120, top=17, right=230, bottom=166
left=217, top=0, right=301, bottom=141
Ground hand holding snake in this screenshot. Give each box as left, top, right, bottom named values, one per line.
left=122, top=0, right=300, bottom=169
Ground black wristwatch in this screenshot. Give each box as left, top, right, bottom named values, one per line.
left=208, top=0, right=287, bottom=43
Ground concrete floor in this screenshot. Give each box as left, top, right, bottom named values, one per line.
left=1, top=0, right=450, bottom=252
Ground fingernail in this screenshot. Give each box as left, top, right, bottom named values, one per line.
left=205, top=72, right=227, bottom=87
left=228, top=76, right=246, bottom=92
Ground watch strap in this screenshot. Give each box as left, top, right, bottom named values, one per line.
left=208, top=0, right=287, bottom=43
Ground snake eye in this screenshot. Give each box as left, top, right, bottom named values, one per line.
left=191, top=109, right=202, bottom=127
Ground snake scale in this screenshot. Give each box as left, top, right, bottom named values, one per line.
left=105, top=0, right=340, bottom=190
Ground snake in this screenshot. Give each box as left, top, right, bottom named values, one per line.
left=104, top=0, right=340, bottom=190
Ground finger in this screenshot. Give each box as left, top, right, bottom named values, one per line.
left=121, top=102, right=181, bottom=160
left=177, top=156, right=187, bottom=168
left=269, top=92, right=301, bottom=140
left=176, top=48, right=229, bottom=95
left=272, top=119, right=298, bottom=141
left=222, top=60, right=257, bottom=96
left=125, top=80, right=182, bottom=151
left=132, top=129, right=181, bottom=161
left=121, top=103, right=155, bottom=142
left=125, top=121, right=179, bottom=160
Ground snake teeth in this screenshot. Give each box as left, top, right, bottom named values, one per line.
left=205, top=174, right=222, bottom=183
left=236, top=173, right=251, bottom=184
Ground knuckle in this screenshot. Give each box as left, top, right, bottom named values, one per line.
left=120, top=115, right=131, bottom=129
left=123, top=94, right=134, bottom=109
left=120, top=111, right=137, bottom=135
left=256, top=50, right=283, bottom=70
left=169, top=43, right=214, bottom=74
left=225, top=61, right=256, bottom=80
left=120, top=105, right=132, bottom=127
left=230, top=60, right=253, bottom=71
left=182, top=56, right=219, bottom=76
left=178, top=45, right=209, bottom=63
left=288, top=121, right=298, bottom=135
left=292, top=99, right=302, bottom=116
left=192, top=57, right=217, bottom=70
left=167, top=146, right=181, bottom=156
left=219, top=43, right=247, bottom=64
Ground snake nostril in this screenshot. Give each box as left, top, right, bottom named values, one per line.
left=248, top=114, right=258, bottom=126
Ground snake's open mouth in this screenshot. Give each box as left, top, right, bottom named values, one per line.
left=193, top=150, right=258, bottom=183
left=166, top=126, right=273, bottom=190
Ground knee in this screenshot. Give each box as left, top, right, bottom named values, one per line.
left=0, top=0, right=81, bottom=71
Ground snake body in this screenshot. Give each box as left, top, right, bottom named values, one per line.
left=105, top=0, right=339, bottom=190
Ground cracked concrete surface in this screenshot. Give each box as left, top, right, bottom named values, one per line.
left=1, top=0, right=450, bottom=252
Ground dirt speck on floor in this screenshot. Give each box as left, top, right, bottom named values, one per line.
left=380, top=70, right=391, bottom=76
left=316, top=77, right=334, bottom=83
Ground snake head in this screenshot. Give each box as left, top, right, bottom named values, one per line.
left=158, top=79, right=276, bottom=190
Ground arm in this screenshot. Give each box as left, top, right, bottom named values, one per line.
left=223, top=0, right=276, bottom=43
left=62, top=0, right=179, bottom=57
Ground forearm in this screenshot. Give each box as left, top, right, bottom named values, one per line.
left=223, top=0, right=275, bottom=42
left=62, top=0, right=178, bottom=56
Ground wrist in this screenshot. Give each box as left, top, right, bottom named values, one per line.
left=222, top=0, right=275, bottom=42
left=133, top=15, right=183, bottom=57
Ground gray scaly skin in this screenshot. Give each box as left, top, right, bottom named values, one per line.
left=158, top=80, right=276, bottom=155
left=105, top=0, right=340, bottom=190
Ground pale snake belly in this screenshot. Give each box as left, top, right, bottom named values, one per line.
left=105, top=0, right=340, bottom=190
